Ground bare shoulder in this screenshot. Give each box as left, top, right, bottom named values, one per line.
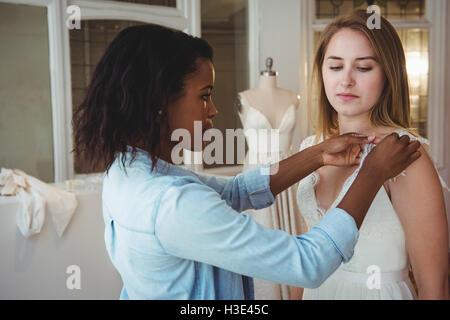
left=386, top=140, right=444, bottom=219
left=388, top=143, right=437, bottom=191
left=379, top=127, right=434, bottom=180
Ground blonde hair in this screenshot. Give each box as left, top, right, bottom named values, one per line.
left=310, top=9, right=416, bottom=141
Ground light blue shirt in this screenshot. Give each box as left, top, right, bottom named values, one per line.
left=102, top=147, right=359, bottom=300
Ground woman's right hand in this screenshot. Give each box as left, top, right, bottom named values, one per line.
left=361, top=132, right=421, bottom=183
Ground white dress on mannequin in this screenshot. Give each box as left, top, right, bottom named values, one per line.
left=296, top=129, right=447, bottom=300
left=238, top=93, right=305, bottom=300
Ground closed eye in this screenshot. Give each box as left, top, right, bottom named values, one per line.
left=329, top=66, right=372, bottom=72
left=202, top=94, right=212, bottom=101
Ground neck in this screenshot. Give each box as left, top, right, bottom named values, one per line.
left=338, top=113, right=377, bottom=136
left=158, top=140, right=176, bottom=164
left=258, top=75, right=277, bottom=89
left=135, top=134, right=175, bottom=165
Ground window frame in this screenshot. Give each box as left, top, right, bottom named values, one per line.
left=298, top=0, right=447, bottom=171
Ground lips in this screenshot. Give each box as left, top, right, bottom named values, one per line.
left=337, top=93, right=359, bottom=101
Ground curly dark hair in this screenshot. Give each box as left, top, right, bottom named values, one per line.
left=72, top=24, right=213, bottom=173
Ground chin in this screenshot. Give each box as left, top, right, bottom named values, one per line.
left=337, top=110, right=361, bottom=117
left=333, top=105, right=370, bottom=117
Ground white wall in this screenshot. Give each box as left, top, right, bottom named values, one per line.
left=256, top=0, right=303, bottom=150
left=257, top=0, right=300, bottom=93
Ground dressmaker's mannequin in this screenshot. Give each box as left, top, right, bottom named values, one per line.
left=237, top=58, right=304, bottom=300
left=238, top=58, right=299, bottom=129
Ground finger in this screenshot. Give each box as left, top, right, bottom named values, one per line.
left=399, top=134, right=410, bottom=145
left=406, top=140, right=421, bottom=153
left=405, top=151, right=421, bottom=167
left=346, top=136, right=373, bottom=145
left=343, top=132, right=370, bottom=142
left=350, top=149, right=362, bottom=165
left=345, top=132, right=369, bottom=138
left=352, top=144, right=361, bottom=157
left=411, top=150, right=422, bottom=162
left=359, top=143, right=364, bottom=151
left=387, top=132, right=400, bottom=141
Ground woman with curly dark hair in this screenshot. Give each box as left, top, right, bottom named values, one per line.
left=72, top=24, right=421, bottom=300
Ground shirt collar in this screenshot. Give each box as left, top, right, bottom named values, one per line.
left=123, top=145, right=193, bottom=177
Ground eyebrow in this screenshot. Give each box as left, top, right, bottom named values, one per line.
left=200, top=85, right=214, bottom=91
left=326, top=56, right=378, bottom=61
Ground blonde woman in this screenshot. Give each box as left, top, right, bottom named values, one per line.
left=292, top=10, right=449, bottom=300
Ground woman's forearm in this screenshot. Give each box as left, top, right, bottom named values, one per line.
left=269, top=145, right=323, bottom=197
left=336, top=167, right=384, bottom=229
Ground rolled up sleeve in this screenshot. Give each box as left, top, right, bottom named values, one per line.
left=312, top=208, right=359, bottom=263
left=191, top=165, right=275, bottom=212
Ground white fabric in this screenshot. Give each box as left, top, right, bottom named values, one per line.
left=239, top=102, right=305, bottom=300
left=0, top=168, right=78, bottom=237
left=296, top=129, right=448, bottom=300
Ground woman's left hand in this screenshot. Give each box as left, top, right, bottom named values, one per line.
left=318, top=132, right=379, bottom=167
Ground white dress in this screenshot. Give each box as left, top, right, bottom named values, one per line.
left=296, top=130, right=433, bottom=300
left=239, top=101, right=305, bottom=300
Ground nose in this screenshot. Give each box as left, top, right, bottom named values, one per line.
left=208, top=103, right=219, bottom=120
left=340, top=68, right=355, bottom=88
